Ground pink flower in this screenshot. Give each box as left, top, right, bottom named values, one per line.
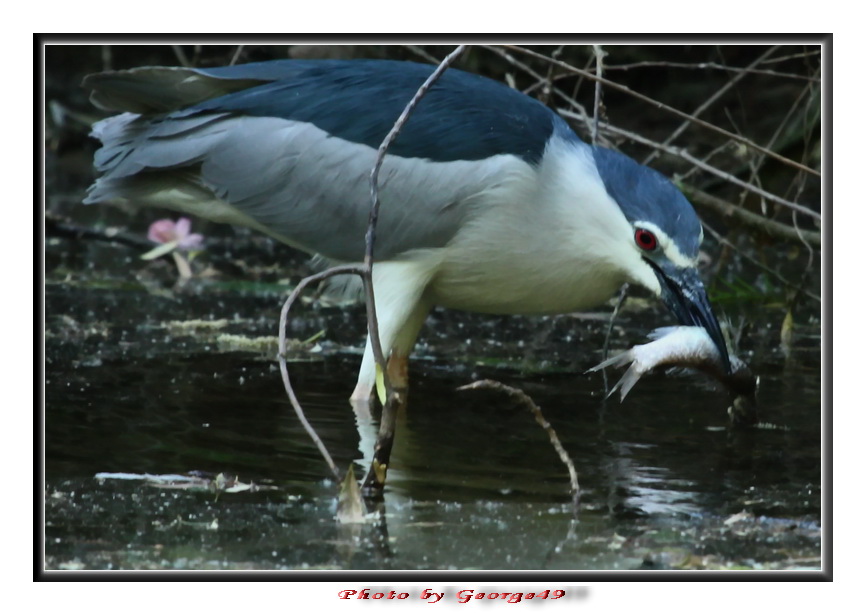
left=147, top=218, right=203, bottom=251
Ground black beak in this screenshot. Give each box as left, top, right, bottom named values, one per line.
left=650, top=261, right=732, bottom=374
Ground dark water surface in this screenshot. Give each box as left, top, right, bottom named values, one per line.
left=43, top=240, right=822, bottom=571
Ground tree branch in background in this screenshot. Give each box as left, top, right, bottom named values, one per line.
left=686, top=185, right=820, bottom=248
left=591, top=45, right=605, bottom=146
left=485, top=44, right=819, bottom=247
left=501, top=44, right=820, bottom=179
left=642, top=46, right=780, bottom=167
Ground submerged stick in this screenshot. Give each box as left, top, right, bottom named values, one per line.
left=458, top=379, right=580, bottom=510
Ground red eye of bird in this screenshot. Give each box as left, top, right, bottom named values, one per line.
left=634, top=228, right=658, bottom=251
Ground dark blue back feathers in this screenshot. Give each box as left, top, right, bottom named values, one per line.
left=86, top=58, right=701, bottom=252
left=184, top=60, right=574, bottom=165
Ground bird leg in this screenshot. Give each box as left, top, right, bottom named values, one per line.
left=351, top=266, right=431, bottom=493
left=361, top=351, right=409, bottom=495
left=348, top=352, right=408, bottom=405
left=386, top=351, right=410, bottom=400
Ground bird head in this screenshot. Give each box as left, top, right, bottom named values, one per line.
left=591, top=146, right=731, bottom=374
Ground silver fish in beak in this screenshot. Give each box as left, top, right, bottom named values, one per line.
left=589, top=326, right=754, bottom=400
left=588, top=326, right=757, bottom=426
left=650, top=261, right=731, bottom=374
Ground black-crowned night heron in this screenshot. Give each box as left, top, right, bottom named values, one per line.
left=83, top=59, right=731, bottom=403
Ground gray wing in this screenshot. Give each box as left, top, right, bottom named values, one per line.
left=85, top=111, right=527, bottom=262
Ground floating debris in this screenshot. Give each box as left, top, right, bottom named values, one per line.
left=94, top=471, right=277, bottom=494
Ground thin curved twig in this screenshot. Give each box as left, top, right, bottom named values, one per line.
left=458, top=379, right=580, bottom=510
left=601, top=283, right=630, bottom=394
left=365, top=44, right=469, bottom=401
left=278, top=265, right=362, bottom=482
left=360, top=44, right=469, bottom=493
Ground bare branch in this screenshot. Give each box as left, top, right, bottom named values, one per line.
left=358, top=45, right=469, bottom=493
left=591, top=45, right=605, bottom=146
left=687, top=185, right=821, bottom=248
left=486, top=45, right=819, bottom=228
left=276, top=46, right=471, bottom=496
left=229, top=45, right=245, bottom=66
left=643, top=46, right=780, bottom=167
left=605, top=59, right=821, bottom=83
left=365, top=45, right=469, bottom=400
left=500, top=44, right=820, bottom=178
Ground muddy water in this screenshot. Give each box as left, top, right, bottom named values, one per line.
left=43, top=236, right=822, bottom=570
